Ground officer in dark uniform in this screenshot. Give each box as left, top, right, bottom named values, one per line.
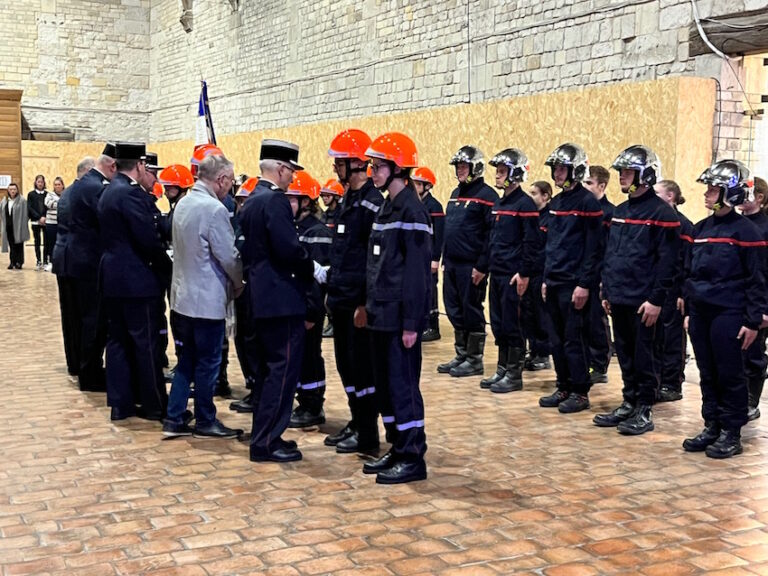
left=481, top=148, right=541, bottom=394
left=438, top=146, right=497, bottom=377
left=97, top=142, right=169, bottom=420
left=411, top=167, right=444, bottom=343
left=362, top=132, right=431, bottom=484
left=66, top=143, right=117, bottom=391
left=683, top=160, right=767, bottom=458
left=655, top=180, right=694, bottom=402
left=286, top=172, right=334, bottom=429
left=595, top=146, right=680, bottom=435
left=582, top=166, right=615, bottom=384
left=325, top=129, right=386, bottom=454
left=240, top=139, right=315, bottom=463
left=538, top=143, right=603, bottom=414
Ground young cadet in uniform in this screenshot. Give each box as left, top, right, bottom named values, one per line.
left=595, top=146, right=680, bottom=435
left=539, top=143, right=603, bottom=413
left=655, top=180, right=693, bottom=402
left=67, top=144, right=117, bottom=391
left=582, top=166, right=614, bottom=384
left=523, top=181, right=553, bottom=370
left=411, top=167, right=445, bottom=342
left=481, top=149, right=540, bottom=393
left=286, top=172, right=334, bottom=429
left=325, top=129, right=386, bottom=455
left=737, top=176, right=768, bottom=421
left=239, top=139, right=316, bottom=463
left=96, top=142, right=169, bottom=421
left=362, top=132, right=431, bottom=484
left=438, top=146, right=497, bottom=377
left=320, top=179, right=344, bottom=231
left=683, top=160, right=767, bottom=458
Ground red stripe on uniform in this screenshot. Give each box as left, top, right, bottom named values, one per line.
left=539, top=226, right=548, bottom=232
left=611, top=217, right=681, bottom=228
left=680, top=234, right=694, bottom=243
left=492, top=210, right=539, bottom=217
left=693, top=237, right=768, bottom=247
left=429, top=212, right=445, bottom=217
left=549, top=210, right=603, bottom=217
left=450, top=197, right=495, bottom=207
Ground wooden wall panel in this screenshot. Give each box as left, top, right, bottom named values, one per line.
left=0, top=90, right=22, bottom=195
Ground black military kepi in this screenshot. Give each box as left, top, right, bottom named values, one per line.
left=113, top=141, right=146, bottom=160
left=260, top=138, right=303, bottom=170
left=142, top=152, right=163, bottom=172
left=102, top=142, right=117, bottom=158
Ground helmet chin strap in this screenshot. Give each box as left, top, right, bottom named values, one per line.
left=551, top=165, right=573, bottom=189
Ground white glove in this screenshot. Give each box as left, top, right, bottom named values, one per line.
left=313, top=261, right=329, bottom=284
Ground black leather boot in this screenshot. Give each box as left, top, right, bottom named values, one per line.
left=705, top=429, right=743, bottom=459
left=682, top=421, right=720, bottom=452
left=450, top=332, right=486, bottom=377
left=437, top=331, right=468, bottom=373
left=375, top=459, right=427, bottom=484
left=491, top=347, right=523, bottom=393
left=593, top=401, right=635, bottom=427
left=324, top=422, right=355, bottom=446
left=363, top=450, right=397, bottom=474
left=229, top=393, right=253, bottom=413
left=480, top=345, right=508, bottom=389
left=289, top=407, right=326, bottom=428
left=617, top=404, right=654, bottom=435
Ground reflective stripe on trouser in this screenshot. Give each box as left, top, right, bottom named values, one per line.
left=442, top=260, right=487, bottom=333
left=688, top=302, right=749, bottom=430
left=248, top=315, right=306, bottom=457
left=370, top=330, right=426, bottom=461
left=611, top=303, right=660, bottom=406
left=545, top=285, right=591, bottom=395
left=296, top=320, right=326, bottom=413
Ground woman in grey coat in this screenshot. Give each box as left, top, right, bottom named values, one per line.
left=1, top=183, right=31, bottom=269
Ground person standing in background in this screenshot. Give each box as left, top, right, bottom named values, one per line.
left=27, top=174, right=49, bottom=270
left=43, top=177, right=66, bottom=272
left=1, top=183, right=29, bottom=269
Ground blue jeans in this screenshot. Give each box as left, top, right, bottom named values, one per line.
left=166, top=311, right=225, bottom=427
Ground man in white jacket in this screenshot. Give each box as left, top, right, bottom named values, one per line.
left=163, top=154, right=245, bottom=438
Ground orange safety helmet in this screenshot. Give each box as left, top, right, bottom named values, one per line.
left=236, top=177, right=259, bottom=198
left=365, top=132, right=418, bottom=169
left=328, top=129, right=372, bottom=161
left=158, top=164, right=195, bottom=189
left=190, top=144, right=224, bottom=177
left=286, top=170, right=320, bottom=200
left=320, top=179, right=345, bottom=197
left=412, top=167, right=436, bottom=187
left=151, top=182, right=164, bottom=199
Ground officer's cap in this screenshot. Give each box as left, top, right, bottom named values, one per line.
left=102, top=142, right=117, bottom=158
left=260, top=139, right=303, bottom=171
left=142, top=152, right=163, bottom=171
left=114, top=141, right=146, bottom=161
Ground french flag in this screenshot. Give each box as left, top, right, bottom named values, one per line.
left=195, top=80, right=217, bottom=146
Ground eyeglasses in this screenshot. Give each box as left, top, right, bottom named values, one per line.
left=370, top=163, right=387, bottom=173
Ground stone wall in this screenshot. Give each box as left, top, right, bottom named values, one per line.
left=0, top=0, right=151, bottom=141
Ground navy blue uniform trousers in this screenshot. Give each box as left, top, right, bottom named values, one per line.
left=443, top=261, right=487, bottom=333
left=521, top=275, right=550, bottom=357
left=296, top=320, right=326, bottom=413
left=489, top=273, right=524, bottom=348
left=611, top=304, right=660, bottom=406
left=657, top=296, right=686, bottom=393
left=587, top=289, right=612, bottom=373
left=546, top=284, right=591, bottom=394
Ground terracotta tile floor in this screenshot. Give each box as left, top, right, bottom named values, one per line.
left=1, top=251, right=768, bottom=575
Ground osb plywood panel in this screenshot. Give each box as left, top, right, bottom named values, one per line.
left=21, top=141, right=104, bottom=193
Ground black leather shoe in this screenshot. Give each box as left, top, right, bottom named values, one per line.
left=539, top=389, right=569, bottom=408
left=682, top=422, right=720, bottom=452
left=322, top=322, right=334, bottom=338
left=658, top=386, right=682, bottom=402
left=375, top=460, right=427, bottom=484
left=324, top=423, right=355, bottom=446
left=748, top=406, right=761, bottom=421
left=450, top=359, right=484, bottom=377
left=162, top=420, right=193, bottom=437
left=617, top=405, right=654, bottom=435
left=480, top=367, right=505, bottom=389
left=289, top=407, right=326, bottom=428
left=336, top=433, right=379, bottom=455
left=278, top=438, right=298, bottom=450
left=705, top=429, right=743, bottom=459
left=421, top=327, right=441, bottom=342
left=525, top=355, right=551, bottom=371
left=593, top=401, right=635, bottom=427
left=437, top=356, right=465, bottom=374
left=164, top=366, right=176, bottom=383
left=110, top=406, right=136, bottom=421
left=193, top=420, right=243, bottom=438
left=558, top=393, right=590, bottom=413
left=589, top=368, right=608, bottom=384
left=250, top=447, right=303, bottom=463
left=363, top=451, right=397, bottom=474
left=229, top=394, right=253, bottom=413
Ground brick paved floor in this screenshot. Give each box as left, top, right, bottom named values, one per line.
left=1, top=249, right=768, bottom=575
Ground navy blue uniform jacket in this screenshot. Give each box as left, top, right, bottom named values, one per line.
left=531, top=203, right=550, bottom=277
left=239, top=179, right=313, bottom=319
left=421, top=192, right=445, bottom=263
left=66, top=168, right=110, bottom=280
left=366, top=185, right=432, bottom=333
left=669, top=209, right=694, bottom=302
left=327, top=179, right=384, bottom=310
left=489, top=188, right=541, bottom=277
left=602, top=189, right=681, bottom=307
left=543, top=183, right=603, bottom=288
left=51, top=185, right=72, bottom=276
left=443, top=177, right=497, bottom=272
left=297, top=214, right=333, bottom=324
left=96, top=172, right=167, bottom=299
left=684, top=209, right=768, bottom=330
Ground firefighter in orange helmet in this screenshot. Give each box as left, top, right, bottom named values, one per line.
left=320, top=178, right=345, bottom=230
left=362, top=132, right=431, bottom=484
left=411, top=167, right=444, bottom=342
left=323, top=128, right=387, bottom=454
